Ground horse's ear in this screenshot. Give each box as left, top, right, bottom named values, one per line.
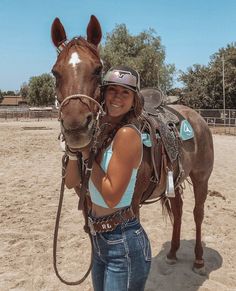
left=51, top=17, right=67, bottom=47
left=86, top=15, right=102, bottom=47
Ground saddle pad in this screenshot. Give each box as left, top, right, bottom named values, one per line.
left=179, top=120, right=194, bottom=140
left=142, top=133, right=153, bottom=147
left=142, top=119, right=194, bottom=148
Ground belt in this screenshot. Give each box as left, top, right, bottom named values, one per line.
left=88, top=207, right=135, bottom=235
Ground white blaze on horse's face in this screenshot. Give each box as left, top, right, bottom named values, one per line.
left=69, top=52, right=81, bottom=68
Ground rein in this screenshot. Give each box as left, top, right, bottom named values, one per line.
left=53, top=93, right=104, bottom=285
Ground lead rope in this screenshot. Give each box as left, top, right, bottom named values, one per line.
left=53, top=154, right=94, bottom=285
left=53, top=97, right=104, bottom=285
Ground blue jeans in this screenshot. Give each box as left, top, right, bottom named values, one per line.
left=91, top=218, right=151, bottom=291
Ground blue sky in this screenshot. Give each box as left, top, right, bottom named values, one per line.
left=0, top=0, right=236, bottom=91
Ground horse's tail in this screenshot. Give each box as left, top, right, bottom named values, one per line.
left=160, top=195, right=174, bottom=224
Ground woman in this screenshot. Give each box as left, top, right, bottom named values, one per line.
left=65, top=66, right=151, bottom=291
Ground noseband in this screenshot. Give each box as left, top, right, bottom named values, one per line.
left=58, top=93, right=105, bottom=121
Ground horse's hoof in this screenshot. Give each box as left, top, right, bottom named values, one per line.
left=192, top=265, right=207, bottom=276
left=165, top=256, right=177, bottom=265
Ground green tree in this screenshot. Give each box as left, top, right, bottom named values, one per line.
left=208, top=44, right=236, bottom=109
left=100, top=24, right=175, bottom=92
left=1, top=90, right=16, bottom=96
left=178, top=64, right=213, bottom=108
left=179, top=43, right=236, bottom=109
left=28, top=74, right=55, bottom=106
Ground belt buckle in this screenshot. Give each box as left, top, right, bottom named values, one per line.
left=101, top=220, right=114, bottom=232
left=88, top=217, right=96, bottom=236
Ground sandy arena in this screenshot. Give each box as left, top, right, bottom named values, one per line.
left=0, top=120, right=236, bottom=291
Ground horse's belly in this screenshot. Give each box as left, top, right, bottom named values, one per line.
left=147, top=182, right=166, bottom=201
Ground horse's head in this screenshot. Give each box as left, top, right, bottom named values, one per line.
left=51, top=15, right=102, bottom=149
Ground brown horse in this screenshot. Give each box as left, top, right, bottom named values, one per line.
left=51, top=16, right=214, bottom=276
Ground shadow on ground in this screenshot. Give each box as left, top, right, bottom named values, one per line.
left=145, top=239, right=222, bottom=291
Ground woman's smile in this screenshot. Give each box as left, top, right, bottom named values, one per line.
left=111, top=103, right=121, bottom=108
left=105, top=85, right=134, bottom=117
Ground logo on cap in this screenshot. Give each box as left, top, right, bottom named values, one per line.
left=114, top=71, right=130, bottom=79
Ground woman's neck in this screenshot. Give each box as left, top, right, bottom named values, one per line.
left=98, top=114, right=126, bottom=150
left=104, top=114, right=126, bottom=125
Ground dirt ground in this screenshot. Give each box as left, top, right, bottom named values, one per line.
left=0, top=120, right=236, bottom=291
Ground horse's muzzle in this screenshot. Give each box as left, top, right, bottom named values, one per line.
left=61, top=121, right=93, bottom=149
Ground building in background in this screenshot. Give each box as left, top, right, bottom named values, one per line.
left=0, top=96, right=27, bottom=106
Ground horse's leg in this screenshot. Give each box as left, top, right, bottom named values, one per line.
left=166, top=187, right=183, bottom=264
left=191, top=176, right=208, bottom=275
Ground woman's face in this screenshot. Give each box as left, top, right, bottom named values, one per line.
left=104, top=85, right=135, bottom=118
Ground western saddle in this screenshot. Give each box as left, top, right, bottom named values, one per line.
left=139, top=87, right=185, bottom=204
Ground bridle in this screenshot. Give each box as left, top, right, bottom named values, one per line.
left=53, top=40, right=106, bottom=285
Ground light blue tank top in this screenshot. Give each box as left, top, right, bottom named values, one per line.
left=88, top=125, right=142, bottom=208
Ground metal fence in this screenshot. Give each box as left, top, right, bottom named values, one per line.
left=1, top=106, right=236, bottom=135
left=196, top=109, right=236, bottom=135
left=0, top=106, right=58, bottom=120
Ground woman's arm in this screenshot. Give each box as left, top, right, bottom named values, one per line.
left=89, top=127, right=142, bottom=208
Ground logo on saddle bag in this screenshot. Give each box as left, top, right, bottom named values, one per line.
left=180, top=120, right=194, bottom=141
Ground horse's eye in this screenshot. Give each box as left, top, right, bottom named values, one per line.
left=93, top=66, right=102, bottom=76
left=51, top=69, right=61, bottom=79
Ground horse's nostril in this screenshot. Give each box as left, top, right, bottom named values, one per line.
left=86, top=114, right=93, bottom=126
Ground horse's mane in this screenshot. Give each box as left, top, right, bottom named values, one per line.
left=63, top=37, right=100, bottom=59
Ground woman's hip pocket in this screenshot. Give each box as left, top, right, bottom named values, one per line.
left=134, top=227, right=152, bottom=262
